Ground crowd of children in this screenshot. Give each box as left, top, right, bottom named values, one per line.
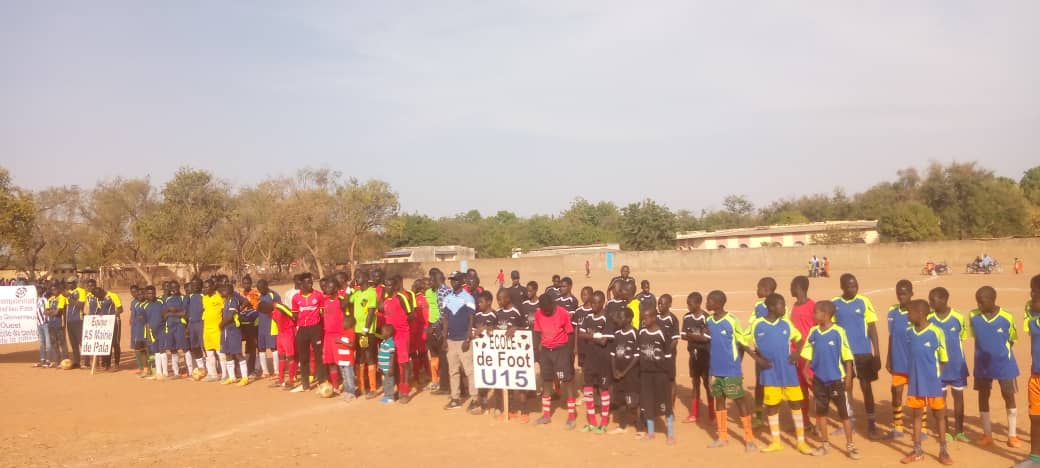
left=29, top=266, right=1040, bottom=467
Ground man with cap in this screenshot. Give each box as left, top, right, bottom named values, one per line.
left=442, top=271, right=477, bottom=411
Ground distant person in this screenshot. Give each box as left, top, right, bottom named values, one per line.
left=33, top=285, right=51, bottom=368
left=822, top=257, right=831, bottom=278
left=496, top=269, right=505, bottom=288
left=1015, top=257, right=1025, bottom=275
left=585, top=260, right=591, bottom=279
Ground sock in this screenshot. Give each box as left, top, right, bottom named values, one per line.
left=259, top=352, right=271, bottom=376
left=277, top=359, right=286, bottom=383
left=542, top=395, right=551, bottom=418
left=367, top=366, right=378, bottom=393
left=666, top=414, right=675, bottom=438
left=1031, top=454, right=1040, bottom=463
left=566, top=397, right=577, bottom=420
left=691, top=398, right=700, bottom=420
left=793, top=408, right=806, bottom=442
left=155, top=353, right=165, bottom=376
left=185, top=351, right=194, bottom=373
left=1009, top=408, right=1018, bottom=438
left=271, top=351, right=279, bottom=373
left=356, top=364, right=365, bottom=392
left=329, top=367, right=340, bottom=388
left=981, top=411, right=992, bottom=436
left=195, top=356, right=204, bottom=370
left=430, top=356, right=440, bottom=385
left=716, top=409, right=729, bottom=441
left=845, top=392, right=856, bottom=426
left=583, top=387, right=596, bottom=424
left=741, top=415, right=754, bottom=441
left=134, top=352, right=144, bottom=370
left=238, top=359, right=248, bottom=379
left=768, top=413, right=780, bottom=443
left=171, top=354, right=180, bottom=375
left=225, top=360, right=235, bottom=380
left=709, top=403, right=716, bottom=421
left=218, top=353, right=228, bottom=379
left=893, top=405, right=904, bottom=432
left=600, top=390, right=611, bottom=427
left=288, top=361, right=298, bottom=384
left=647, top=418, right=655, bottom=434
left=206, top=352, right=217, bottom=377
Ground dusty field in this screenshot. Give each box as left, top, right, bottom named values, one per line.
left=1, top=267, right=1034, bottom=468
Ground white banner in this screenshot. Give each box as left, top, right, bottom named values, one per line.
left=472, top=330, right=536, bottom=391
left=81, top=315, right=116, bottom=356
left=0, top=285, right=39, bottom=344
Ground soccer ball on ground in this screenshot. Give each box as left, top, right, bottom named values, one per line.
left=191, top=368, right=207, bottom=381
left=316, top=382, right=335, bottom=398
left=59, top=359, right=73, bottom=370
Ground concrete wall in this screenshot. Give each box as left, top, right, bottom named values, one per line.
left=406, top=237, right=1038, bottom=279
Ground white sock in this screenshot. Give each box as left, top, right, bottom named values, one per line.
left=171, top=354, right=181, bottom=375
left=185, top=351, right=195, bottom=373
left=225, top=360, right=235, bottom=380
left=272, top=351, right=279, bottom=369
left=1008, top=408, right=1018, bottom=437
left=206, top=351, right=218, bottom=377
left=155, top=353, right=165, bottom=376
left=238, top=359, right=248, bottom=379
left=846, top=392, right=855, bottom=424
left=218, top=353, right=228, bottom=379
left=259, top=351, right=271, bottom=375
left=981, top=411, right=992, bottom=435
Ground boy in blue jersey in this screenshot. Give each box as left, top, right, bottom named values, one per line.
left=218, top=282, right=249, bottom=386
left=748, top=293, right=811, bottom=454
left=801, top=300, right=861, bottom=459
left=1016, top=275, right=1040, bottom=468
left=833, top=273, right=882, bottom=437
left=928, top=287, right=970, bottom=442
left=704, top=290, right=757, bottom=452
left=751, top=277, right=777, bottom=427
left=129, top=285, right=149, bottom=376
left=256, top=279, right=281, bottom=379
left=161, top=281, right=188, bottom=378
left=141, top=286, right=166, bottom=380
left=901, top=299, right=952, bottom=465
left=970, top=286, right=1019, bottom=448
left=886, top=279, right=914, bottom=439
left=185, top=279, right=205, bottom=376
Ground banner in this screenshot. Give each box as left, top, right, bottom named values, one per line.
left=0, top=285, right=39, bottom=344
left=81, top=315, right=116, bottom=356
left=472, top=330, right=536, bottom=391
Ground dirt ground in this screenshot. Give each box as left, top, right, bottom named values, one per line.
left=1, top=268, right=1035, bottom=468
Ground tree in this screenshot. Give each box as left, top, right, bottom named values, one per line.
left=282, top=168, right=342, bottom=277
left=16, top=186, right=86, bottom=279
left=920, top=161, right=1031, bottom=239
left=1022, top=166, right=1040, bottom=206
left=0, top=168, right=37, bottom=271
left=878, top=202, right=943, bottom=242
left=387, top=214, right=443, bottom=248
left=146, top=168, right=230, bottom=275
left=81, top=178, right=160, bottom=285
left=765, top=209, right=809, bottom=225
left=619, top=199, right=676, bottom=250
left=723, top=194, right=754, bottom=218
left=337, top=178, right=399, bottom=277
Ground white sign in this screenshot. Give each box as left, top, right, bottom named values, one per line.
left=81, top=315, right=116, bottom=356
left=472, top=330, right=536, bottom=391
left=0, top=285, right=39, bottom=344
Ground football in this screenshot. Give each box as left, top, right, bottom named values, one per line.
left=191, top=368, right=207, bottom=381
left=59, top=359, right=73, bottom=370
left=316, top=382, right=335, bottom=398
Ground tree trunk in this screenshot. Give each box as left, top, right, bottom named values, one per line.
left=348, top=236, right=357, bottom=281
left=129, top=261, right=153, bottom=286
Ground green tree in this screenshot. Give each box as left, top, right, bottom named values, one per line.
left=337, top=178, right=399, bottom=277
left=1021, top=166, right=1040, bottom=205
left=878, top=201, right=943, bottom=242
left=0, top=168, right=37, bottom=271
left=387, top=214, right=443, bottom=248
left=619, top=199, right=676, bottom=250
left=80, top=178, right=160, bottom=284
left=920, top=161, right=1031, bottom=239
left=146, top=168, right=230, bottom=275
left=765, top=209, right=809, bottom=225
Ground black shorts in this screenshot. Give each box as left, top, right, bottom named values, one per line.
left=666, top=356, right=677, bottom=382
left=640, top=372, right=673, bottom=418
left=539, top=346, right=574, bottom=383
left=613, top=368, right=640, bottom=406
left=813, top=378, right=850, bottom=420
left=974, top=377, right=1018, bottom=395
left=584, top=372, right=610, bottom=389
left=689, top=348, right=710, bottom=380
left=853, top=353, right=879, bottom=382
left=133, top=340, right=148, bottom=351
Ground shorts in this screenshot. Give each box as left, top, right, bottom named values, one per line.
left=1029, top=375, right=1040, bottom=416
left=276, top=333, right=296, bottom=356
left=188, top=322, right=203, bottom=349
left=689, top=348, right=709, bottom=380
left=974, top=377, right=1018, bottom=395
left=853, top=354, right=879, bottom=382
left=133, top=340, right=148, bottom=351
left=640, top=372, right=673, bottom=418
left=942, top=377, right=968, bottom=390
left=393, top=330, right=411, bottom=364
left=907, top=395, right=945, bottom=410
left=323, top=333, right=342, bottom=363
left=162, top=325, right=187, bottom=351
left=203, top=326, right=221, bottom=351
left=257, top=331, right=277, bottom=350
left=812, top=378, right=850, bottom=420
left=891, top=373, right=908, bottom=387
left=613, top=368, right=640, bottom=406
left=711, top=376, right=746, bottom=399
left=538, top=346, right=574, bottom=383
left=763, top=385, right=804, bottom=406
left=221, top=328, right=243, bottom=355
left=583, top=372, right=610, bottom=389
left=665, top=356, right=677, bottom=382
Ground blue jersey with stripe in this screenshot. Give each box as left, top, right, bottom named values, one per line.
left=753, top=300, right=768, bottom=321
left=800, top=325, right=853, bottom=383
left=749, top=318, right=801, bottom=387
left=969, top=308, right=1019, bottom=380
left=929, top=310, right=968, bottom=383
left=186, top=293, right=204, bottom=323
left=908, top=324, right=947, bottom=398
left=833, top=295, right=877, bottom=355
left=1025, top=302, right=1040, bottom=375
left=163, top=294, right=186, bottom=330
left=707, top=312, right=746, bottom=377
left=887, top=305, right=912, bottom=374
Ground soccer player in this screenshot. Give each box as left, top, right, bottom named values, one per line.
left=443, top=271, right=476, bottom=411
left=161, top=281, right=188, bottom=378
left=185, top=279, right=205, bottom=377
left=833, top=273, right=882, bottom=437
left=255, top=279, right=281, bottom=379
left=266, top=299, right=298, bottom=389
left=789, top=275, right=816, bottom=431
left=900, top=299, right=953, bottom=465
left=656, top=294, right=681, bottom=412
left=44, top=284, right=68, bottom=367
left=239, top=275, right=261, bottom=378
left=470, top=290, right=497, bottom=414
left=577, top=290, right=613, bottom=434
left=410, top=279, right=430, bottom=386
left=748, top=293, right=811, bottom=454
left=201, top=279, right=224, bottom=382
left=91, top=285, right=123, bottom=370
left=291, top=273, right=326, bottom=393
left=65, top=280, right=87, bottom=368
left=751, top=277, right=778, bottom=429
left=681, top=292, right=712, bottom=423
left=143, top=285, right=166, bottom=379
left=218, top=282, right=249, bottom=386
left=534, top=292, right=578, bottom=428
left=705, top=290, right=756, bottom=452
left=377, top=323, right=397, bottom=404
left=610, top=306, right=642, bottom=435
left=320, top=277, right=347, bottom=395
left=638, top=303, right=676, bottom=444
left=801, top=300, right=861, bottom=460
left=129, top=285, right=149, bottom=376
left=929, top=287, right=970, bottom=443
left=886, top=279, right=914, bottom=439
left=383, top=276, right=414, bottom=403
left=1017, top=274, right=1040, bottom=468
left=607, top=265, right=634, bottom=300
left=423, top=277, right=442, bottom=392
left=352, top=274, right=379, bottom=398
left=969, top=286, right=1020, bottom=447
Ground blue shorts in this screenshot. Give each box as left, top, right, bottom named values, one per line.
left=258, top=331, right=277, bottom=350
left=163, top=325, right=187, bottom=351
left=188, top=322, right=203, bottom=349
left=221, top=327, right=243, bottom=355
left=942, top=377, right=968, bottom=390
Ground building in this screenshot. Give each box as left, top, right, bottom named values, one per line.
left=516, top=243, right=620, bottom=258
left=380, top=245, right=476, bottom=263
left=675, top=220, right=879, bottom=250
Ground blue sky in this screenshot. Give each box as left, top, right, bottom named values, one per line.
left=2, top=2, right=1037, bottom=217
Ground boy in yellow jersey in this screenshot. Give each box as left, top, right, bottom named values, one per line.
left=201, top=279, right=225, bottom=382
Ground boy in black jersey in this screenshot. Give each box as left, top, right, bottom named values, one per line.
left=610, top=306, right=642, bottom=435
left=639, top=303, right=676, bottom=444
left=578, top=291, right=614, bottom=434
left=470, top=291, right=497, bottom=415
left=682, top=292, right=712, bottom=423
left=496, top=288, right=529, bottom=422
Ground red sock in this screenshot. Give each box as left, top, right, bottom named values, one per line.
left=542, top=395, right=552, bottom=418
left=277, top=359, right=286, bottom=383
left=583, top=387, right=596, bottom=424
left=329, top=367, right=340, bottom=389
left=599, top=390, right=611, bottom=427
left=566, top=398, right=577, bottom=421
left=692, top=399, right=700, bottom=420
left=288, top=361, right=298, bottom=384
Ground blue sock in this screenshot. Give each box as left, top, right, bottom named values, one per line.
left=666, top=415, right=675, bottom=438
left=647, top=419, right=655, bottom=434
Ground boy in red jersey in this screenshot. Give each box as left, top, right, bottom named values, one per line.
left=291, top=273, right=326, bottom=393
left=259, top=300, right=297, bottom=389
left=383, top=275, right=413, bottom=403
left=534, top=293, right=578, bottom=428
left=320, top=277, right=348, bottom=392
left=789, top=275, right=816, bottom=432
left=411, top=278, right=430, bottom=384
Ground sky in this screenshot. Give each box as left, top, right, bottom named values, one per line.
left=2, top=1, right=1038, bottom=217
